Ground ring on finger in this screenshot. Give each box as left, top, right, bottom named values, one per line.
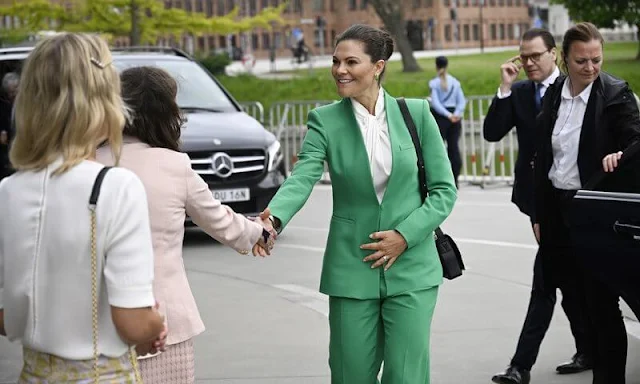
left=382, top=255, right=388, bottom=262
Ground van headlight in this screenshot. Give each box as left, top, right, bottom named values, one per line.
left=267, top=140, right=283, bottom=172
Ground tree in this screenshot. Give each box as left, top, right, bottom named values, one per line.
left=0, top=0, right=287, bottom=47
left=551, top=0, right=640, bottom=59
left=369, top=0, right=421, bottom=72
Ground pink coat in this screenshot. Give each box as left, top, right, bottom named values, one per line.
left=97, top=138, right=263, bottom=345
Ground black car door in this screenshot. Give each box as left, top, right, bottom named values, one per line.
left=570, top=142, right=640, bottom=318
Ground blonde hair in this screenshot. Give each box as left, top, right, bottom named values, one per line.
left=10, top=33, right=126, bottom=174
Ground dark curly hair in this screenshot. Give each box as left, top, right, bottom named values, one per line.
left=121, top=66, right=184, bottom=151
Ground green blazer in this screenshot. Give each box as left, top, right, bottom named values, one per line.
left=268, top=91, right=457, bottom=299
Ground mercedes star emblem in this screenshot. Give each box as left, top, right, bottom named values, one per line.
left=211, top=152, right=233, bottom=178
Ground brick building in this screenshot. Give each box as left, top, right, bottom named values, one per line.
left=0, top=0, right=533, bottom=58
left=167, top=0, right=533, bottom=58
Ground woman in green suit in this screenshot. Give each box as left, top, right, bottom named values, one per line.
left=260, top=24, right=457, bottom=383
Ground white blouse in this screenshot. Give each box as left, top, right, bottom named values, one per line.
left=548, top=78, right=594, bottom=190
left=352, top=87, right=392, bottom=203
left=0, top=159, right=156, bottom=360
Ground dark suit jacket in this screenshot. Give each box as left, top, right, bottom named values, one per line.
left=483, top=79, right=553, bottom=220
left=535, top=71, right=640, bottom=228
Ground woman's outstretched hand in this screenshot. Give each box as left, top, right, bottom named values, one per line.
left=252, top=208, right=277, bottom=257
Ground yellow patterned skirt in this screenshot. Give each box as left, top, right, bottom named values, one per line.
left=19, top=348, right=137, bottom=383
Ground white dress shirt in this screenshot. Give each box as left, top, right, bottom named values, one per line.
left=351, top=87, right=392, bottom=203
left=0, top=159, right=156, bottom=360
left=548, top=78, right=594, bottom=190
left=497, top=66, right=560, bottom=99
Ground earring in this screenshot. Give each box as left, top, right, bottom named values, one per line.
left=374, top=73, right=380, bottom=81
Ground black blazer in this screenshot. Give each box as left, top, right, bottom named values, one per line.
left=534, top=72, right=640, bottom=225
left=483, top=79, right=548, bottom=220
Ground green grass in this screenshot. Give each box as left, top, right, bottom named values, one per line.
left=219, top=42, right=640, bottom=117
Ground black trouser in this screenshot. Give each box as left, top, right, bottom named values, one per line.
left=433, top=108, right=462, bottom=186
left=583, top=272, right=627, bottom=384
left=510, top=188, right=592, bottom=371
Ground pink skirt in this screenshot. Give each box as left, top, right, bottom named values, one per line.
left=138, top=339, right=195, bottom=384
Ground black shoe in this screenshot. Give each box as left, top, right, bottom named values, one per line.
left=491, top=366, right=531, bottom=384
left=556, top=353, right=592, bottom=374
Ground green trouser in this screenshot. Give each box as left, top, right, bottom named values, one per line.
left=328, top=275, right=439, bottom=384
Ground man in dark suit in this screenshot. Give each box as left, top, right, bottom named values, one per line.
left=486, top=29, right=592, bottom=384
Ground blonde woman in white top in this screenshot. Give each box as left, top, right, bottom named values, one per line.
left=0, top=33, right=166, bottom=382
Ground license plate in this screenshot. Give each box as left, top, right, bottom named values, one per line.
left=212, top=188, right=250, bottom=203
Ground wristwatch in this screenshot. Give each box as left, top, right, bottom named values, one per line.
left=268, top=215, right=282, bottom=234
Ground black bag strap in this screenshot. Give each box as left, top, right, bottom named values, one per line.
left=396, top=97, right=445, bottom=239
left=89, top=167, right=112, bottom=206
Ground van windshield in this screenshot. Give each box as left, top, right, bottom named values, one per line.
left=112, top=58, right=238, bottom=113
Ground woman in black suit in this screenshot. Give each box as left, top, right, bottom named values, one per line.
left=534, top=22, right=640, bottom=384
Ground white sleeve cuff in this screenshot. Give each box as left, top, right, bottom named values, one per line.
left=107, top=284, right=155, bottom=309
left=497, top=87, right=512, bottom=99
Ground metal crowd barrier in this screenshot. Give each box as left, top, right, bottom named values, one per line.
left=239, top=96, right=518, bottom=188
left=239, top=101, right=265, bottom=124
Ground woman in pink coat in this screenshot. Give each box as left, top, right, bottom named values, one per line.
left=97, top=66, right=275, bottom=383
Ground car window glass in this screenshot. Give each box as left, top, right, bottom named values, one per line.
left=112, top=59, right=237, bottom=112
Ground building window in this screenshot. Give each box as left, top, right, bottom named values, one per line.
left=292, top=0, right=302, bottom=12
left=184, top=0, right=192, bottom=12
left=473, top=23, right=479, bottom=40
left=262, top=33, right=271, bottom=49
left=252, top=34, right=259, bottom=50
left=361, top=0, right=369, bottom=9
left=249, top=0, right=257, bottom=15
left=208, top=36, right=216, bottom=49
left=498, top=0, right=504, bottom=5
left=195, top=0, right=203, bottom=12
left=425, top=0, right=433, bottom=6
left=216, top=0, right=225, bottom=15
left=507, top=23, right=514, bottom=39
left=444, top=0, right=450, bottom=6
left=205, top=0, right=213, bottom=16
left=413, top=0, right=421, bottom=7
left=313, top=0, right=325, bottom=11
left=513, top=23, right=520, bottom=40
left=445, top=24, right=452, bottom=41
left=507, top=0, right=513, bottom=5
left=219, top=35, right=227, bottom=48
left=198, top=36, right=205, bottom=51
left=463, top=24, right=470, bottom=41
left=515, top=0, right=521, bottom=5
left=499, top=23, right=505, bottom=39
left=490, top=23, right=497, bottom=39
left=348, top=0, right=357, bottom=10
left=274, top=32, right=282, bottom=49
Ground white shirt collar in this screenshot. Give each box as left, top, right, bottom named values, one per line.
left=561, top=78, right=594, bottom=103
left=352, top=87, right=385, bottom=118
left=539, top=66, right=560, bottom=88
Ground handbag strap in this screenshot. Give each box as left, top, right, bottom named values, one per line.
left=89, top=167, right=142, bottom=384
left=396, top=98, right=445, bottom=239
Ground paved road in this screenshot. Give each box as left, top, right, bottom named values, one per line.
left=2, top=184, right=640, bottom=383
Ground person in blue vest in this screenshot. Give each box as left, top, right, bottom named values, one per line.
left=429, top=56, right=466, bottom=188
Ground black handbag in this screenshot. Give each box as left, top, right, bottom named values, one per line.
left=396, top=97, right=465, bottom=280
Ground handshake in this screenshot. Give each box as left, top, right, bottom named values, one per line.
left=250, top=208, right=278, bottom=257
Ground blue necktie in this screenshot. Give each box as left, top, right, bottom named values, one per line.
left=535, top=83, right=543, bottom=111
